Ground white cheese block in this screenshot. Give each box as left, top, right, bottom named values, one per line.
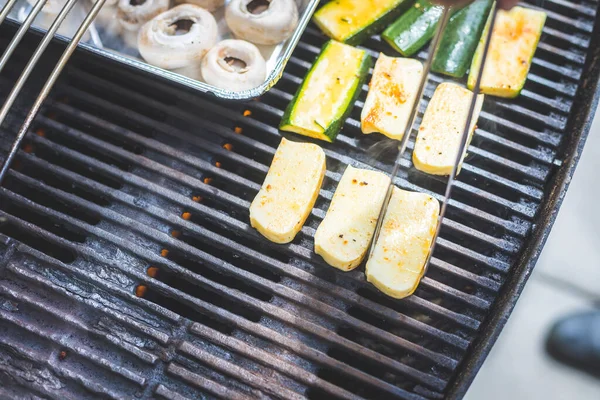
left=413, top=82, right=484, bottom=175
left=314, top=166, right=390, bottom=271
left=366, top=187, right=439, bottom=299
left=250, top=138, right=326, bottom=244
left=361, top=54, right=423, bottom=140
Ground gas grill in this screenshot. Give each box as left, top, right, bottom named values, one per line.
left=0, top=1, right=599, bottom=399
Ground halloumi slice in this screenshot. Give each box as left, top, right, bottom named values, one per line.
left=250, top=138, right=326, bottom=244
left=413, top=82, right=484, bottom=175
left=361, top=55, right=423, bottom=140
left=366, top=188, right=439, bottom=299
left=314, top=166, right=390, bottom=271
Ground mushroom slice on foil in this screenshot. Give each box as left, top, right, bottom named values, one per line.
left=174, top=0, right=225, bottom=12
left=138, top=4, right=218, bottom=70
left=225, top=0, right=299, bottom=45
left=201, top=39, right=267, bottom=91
left=117, top=0, right=169, bottom=33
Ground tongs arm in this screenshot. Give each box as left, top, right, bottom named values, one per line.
left=0, top=0, right=107, bottom=185
left=369, top=5, right=454, bottom=259
left=369, top=2, right=500, bottom=276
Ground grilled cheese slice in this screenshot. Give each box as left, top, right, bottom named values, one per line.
left=361, top=55, right=423, bottom=139
left=413, top=82, right=484, bottom=175
left=314, top=166, right=390, bottom=271
left=250, top=138, right=326, bottom=244
left=366, top=188, right=439, bottom=299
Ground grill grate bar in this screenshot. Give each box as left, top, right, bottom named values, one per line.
left=21, top=124, right=500, bottom=301
left=154, top=384, right=201, bottom=400
left=164, top=364, right=256, bottom=400
left=177, top=341, right=306, bottom=400
left=0, top=283, right=159, bottom=365
left=63, top=66, right=548, bottom=195
left=44, top=97, right=523, bottom=254
left=0, top=185, right=455, bottom=389
left=247, top=107, right=539, bottom=220
left=2, top=167, right=469, bottom=364
left=527, top=4, right=595, bottom=33
left=540, top=0, right=597, bottom=17
left=53, top=83, right=532, bottom=239
left=5, top=220, right=442, bottom=399
left=189, top=323, right=364, bottom=400
left=34, top=124, right=507, bottom=288
left=16, top=130, right=488, bottom=326
left=0, top=299, right=147, bottom=387
left=2, top=242, right=179, bottom=345
left=0, top=304, right=126, bottom=400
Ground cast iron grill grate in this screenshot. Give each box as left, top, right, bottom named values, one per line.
left=0, top=0, right=599, bottom=399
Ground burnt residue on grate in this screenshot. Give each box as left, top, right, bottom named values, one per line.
left=0, top=0, right=599, bottom=398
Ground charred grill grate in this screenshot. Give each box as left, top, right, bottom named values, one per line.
left=0, top=0, right=599, bottom=399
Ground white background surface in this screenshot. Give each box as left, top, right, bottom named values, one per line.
left=465, top=108, right=600, bottom=399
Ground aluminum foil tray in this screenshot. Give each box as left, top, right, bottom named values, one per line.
left=3, top=0, right=320, bottom=101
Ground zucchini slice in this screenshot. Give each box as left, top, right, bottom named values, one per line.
left=431, top=0, right=493, bottom=78
left=314, top=166, right=391, bottom=271
left=382, top=0, right=446, bottom=57
left=250, top=138, right=326, bottom=244
left=313, top=0, right=413, bottom=45
left=468, top=6, right=546, bottom=98
left=280, top=40, right=372, bottom=143
left=413, top=82, right=484, bottom=175
left=361, top=54, right=423, bottom=140
left=366, top=187, right=439, bottom=299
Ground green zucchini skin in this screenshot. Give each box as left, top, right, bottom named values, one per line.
left=279, top=41, right=373, bottom=143
left=432, top=0, right=493, bottom=78
left=343, top=1, right=415, bottom=45
left=322, top=54, right=372, bottom=140
left=382, top=0, right=445, bottom=57
left=313, top=0, right=415, bottom=46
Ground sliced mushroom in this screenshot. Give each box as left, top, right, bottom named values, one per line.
left=173, top=0, right=225, bottom=12
left=225, top=0, right=299, bottom=45
left=201, top=39, right=267, bottom=91
left=117, top=0, right=169, bottom=32
left=138, top=4, right=218, bottom=70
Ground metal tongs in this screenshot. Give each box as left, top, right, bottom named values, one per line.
left=369, top=2, right=499, bottom=274
left=0, top=0, right=108, bottom=185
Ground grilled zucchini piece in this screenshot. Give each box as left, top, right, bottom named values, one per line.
left=468, top=6, right=546, bottom=98
left=366, top=187, right=439, bottom=299
left=431, top=0, right=493, bottom=78
left=314, top=166, right=390, bottom=271
left=413, top=82, right=484, bottom=175
left=361, top=54, right=423, bottom=139
left=382, top=0, right=448, bottom=57
left=280, top=40, right=372, bottom=143
left=313, top=0, right=413, bottom=45
left=250, top=138, right=326, bottom=244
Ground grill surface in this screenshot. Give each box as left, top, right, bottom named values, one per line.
left=0, top=1, right=599, bottom=399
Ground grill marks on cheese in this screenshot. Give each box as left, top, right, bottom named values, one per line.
left=413, top=82, right=484, bottom=175
left=468, top=6, right=546, bottom=98
left=366, top=188, right=439, bottom=299
left=315, top=166, right=390, bottom=271
left=250, top=138, right=325, bottom=244
left=361, top=55, right=423, bottom=139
